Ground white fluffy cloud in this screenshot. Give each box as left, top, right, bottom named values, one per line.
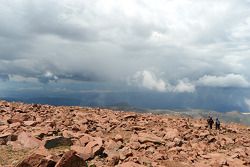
left=173, top=80, right=196, bottom=93
left=131, top=70, right=196, bottom=93
left=197, top=74, right=250, bottom=88
left=132, top=70, right=167, bottom=92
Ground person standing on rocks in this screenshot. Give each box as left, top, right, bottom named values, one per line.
left=207, top=116, right=214, bottom=129
left=215, top=118, right=220, bottom=130
left=207, top=116, right=211, bottom=128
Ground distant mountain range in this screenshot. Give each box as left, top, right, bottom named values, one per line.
left=1, top=95, right=250, bottom=125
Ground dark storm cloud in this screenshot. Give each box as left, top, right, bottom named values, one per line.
left=0, top=74, right=9, bottom=81
left=0, top=0, right=249, bottom=91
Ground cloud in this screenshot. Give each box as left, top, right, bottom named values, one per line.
left=173, top=80, right=196, bottom=93
left=131, top=70, right=196, bottom=93
left=197, top=74, right=250, bottom=88
left=38, top=71, right=58, bottom=84
left=0, top=0, right=250, bottom=93
left=132, top=70, right=166, bottom=92
left=0, top=74, right=9, bottom=81
left=245, top=98, right=250, bottom=110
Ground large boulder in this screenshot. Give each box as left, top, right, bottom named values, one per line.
left=15, top=153, right=56, bottom=167
left=15, top=153, right=44, bottom=167
left=55, top=150, right=87, bottom=167
left=138, top=132, right=164, bottom=144
left=84, top=137, right=103, bottom=157
left=18, top=132, right=42, bottom=148
left=44, top=136, right=73, bottom=149
left=71, top=137, right=103, bottom=160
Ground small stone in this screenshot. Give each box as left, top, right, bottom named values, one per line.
left=129, top=141, right=140, bottom=150
left=24, top=121, right=37, bottom=126
left=114, top=134, right=123, bottom=142
left=106, top=152, right=120, bottom=166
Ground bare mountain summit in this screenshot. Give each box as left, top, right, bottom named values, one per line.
left=0, top=100, right=249, bottom=167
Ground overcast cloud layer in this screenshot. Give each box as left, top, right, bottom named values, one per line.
left=1, top=0, right=250, bottom=95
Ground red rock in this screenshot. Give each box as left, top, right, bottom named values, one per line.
left=162, top=161, right=191, bottom=167
left=0, top=133, right=17, bottom=145
left=46, top=154, right=61, bottom=163
left=18, top=132, right=42, bottom=148
left=123, top=114, right=137, bottom=120
left=37, top=158, right=57, bottom=167
left=79, top=134, right=93, bottom=146
left=153, top=151, right=165, bottom=160
left=0, top=125, right=8, bottom=132
left=119, top=146, right=132, bottom=160
left=7, top=141, right=23, bottom=150
left=62, top=130, right=81, bottom=139
left=71, top=145, right=85, bottom=157
left=24, top=121, right=37, bottom=126
left=163, top=128, right=179, bottom=141
left=15, top=108, right=26, bottom=113
left=79, top=124, right=88, bottom=132
left=33, top=130, right=50, bottom=140
left=167, top=146, right=183, bottom=153
left=91, top=137, right=103, bottom=152
left=118, top=161, right=145, bottom=167
left=147, top=146, right=156, bottom=153
left=15, top=153, right=45, bottom=167
left=138, top=156, right=153, bottom=166
left=106, top=151, right=120, bottom=166
left=114, top=134, right=123, bottom=142
left=81, top=137, right=103, bottom=160
left=9, top=122, right=21, bottom=128
left=199, top=130, right=210, bottom=138
left=129, top=141, right=140, bottom=150
left=105, top=139, right=121, bottom=151
left=221, top=135, right=234, bottom=145
left=138, top=132, right=164, bottom=144
left=55, top=150, right=87, bottom=167
left=131, top=125, right=146, bottom=131
left=2, top=100, right=250, bottom=167
left=34, top=147, right=50, bottom=156
left=173, top=137, right=183, bottom=147
left=72, top=125, right=80, bottom=132
left=63, top=119, right=71, bottom=126
left=7, top=118, right=22, bottom=124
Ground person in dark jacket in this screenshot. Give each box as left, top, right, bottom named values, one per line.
left=215, top=118, right=220, bottom=130
left=207, top=116, right=214, bottom=129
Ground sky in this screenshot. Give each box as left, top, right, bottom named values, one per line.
left=0, top=0, right=250, bottom=111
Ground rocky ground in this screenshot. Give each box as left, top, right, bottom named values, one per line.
left=0, top=100, right=250, bottom=167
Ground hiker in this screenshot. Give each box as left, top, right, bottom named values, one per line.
left=207, top=116, right=211, bottom=127
left=207, top=116, right=214, bottom=129
left=216, top=118, right=220, bottom=130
